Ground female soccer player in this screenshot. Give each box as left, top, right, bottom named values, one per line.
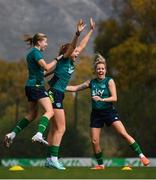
left=66, top=53, right=150, bottom=169
left=4, top=19, right=86, bottom=149
left=45, top=18, right=95, bottom=170
left=4, top=33, right=63, bottom=147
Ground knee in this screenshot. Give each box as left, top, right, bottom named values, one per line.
left=26, top=112, right=38, bottom=121
left=56, top=125, right=66, bottom=135
left=91, top=137, right=99, bottom=146
left=46, top=110, right=54, bottom=119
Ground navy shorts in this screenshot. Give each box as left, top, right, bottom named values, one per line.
left=48, top=88, right=64, bottom=109
left=25, top=86, right=48, bottom=102
left=90, top=107, right=120, bottom=128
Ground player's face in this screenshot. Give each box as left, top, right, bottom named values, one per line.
left=96, top=63, right=106, bottom=80
left=71, top=49, right=79, bottom=62
left=38, top=38, right=48, bottom=51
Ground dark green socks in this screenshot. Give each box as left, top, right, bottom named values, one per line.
left=94, top=152, right=104, bottom=165
left=12, top=117, right=30, bottom=134
left=47, top=145, right=60, bottom=157
left=130, top=141, right=143, bottom=156
left=37, top=116, right=49, bottom=134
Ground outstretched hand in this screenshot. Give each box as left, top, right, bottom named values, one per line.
left=90, top=18, right=95, bottom=30
left=77, top=19, right=86, bottom=33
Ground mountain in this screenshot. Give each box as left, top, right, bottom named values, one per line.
left=0, top=0, right=119, bottom=61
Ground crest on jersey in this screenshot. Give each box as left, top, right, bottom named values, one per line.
left=56, top=103, right=61, bottom=108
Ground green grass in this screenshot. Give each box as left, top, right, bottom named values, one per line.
left=0, top=167, right=156, bottom=179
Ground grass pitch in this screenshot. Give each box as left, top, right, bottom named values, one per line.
left=0, top=167, right=156, bottom=179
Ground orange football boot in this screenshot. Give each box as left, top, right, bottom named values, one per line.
left=91, top=165, right=105, bottom=170
left=140, top=156, right=150, bottom=166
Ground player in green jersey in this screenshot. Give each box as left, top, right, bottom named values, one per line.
left=45, top=18, right=95, bottom=170
left=4, top=33, right=62, bottom=147
left=66, top=53, right=150, bottom=169
left=4, top=19, right=86, bottom=160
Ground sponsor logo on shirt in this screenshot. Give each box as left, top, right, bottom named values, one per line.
left=92, top=89, right=104, bottom=97
left=68, top=66, right=74, bottom=74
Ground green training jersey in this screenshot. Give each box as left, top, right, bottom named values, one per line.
left=48, top=56, right=75, bottom=92
left=25, top=47, right=44, bottom=86
left=89, top=77, right=113, bottom=109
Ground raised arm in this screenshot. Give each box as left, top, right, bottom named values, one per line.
left=66, top=80, right=90, bottom=92
left=64, top=19, right=86, bottom=58
left=75, top=18, right=95, bottom=54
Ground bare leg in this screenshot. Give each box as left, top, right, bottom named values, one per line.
left=90, top=128, right=102, bottom=154
left=25, top=101, right=39, bottom=121
left=32, top=97, right=54, bottom=145
left=4, top=101, right=39, bottom=147
left=112, top=120, right=150, bottom=166
left=48, top=109, right=66, bottom=146
left=46, top=109, right=66, bottom=170
left=38, top=97, right=54, bottom=119
left=111, top=121, right=135, bottom=144
left=90, top=128, right=105, bottom=168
